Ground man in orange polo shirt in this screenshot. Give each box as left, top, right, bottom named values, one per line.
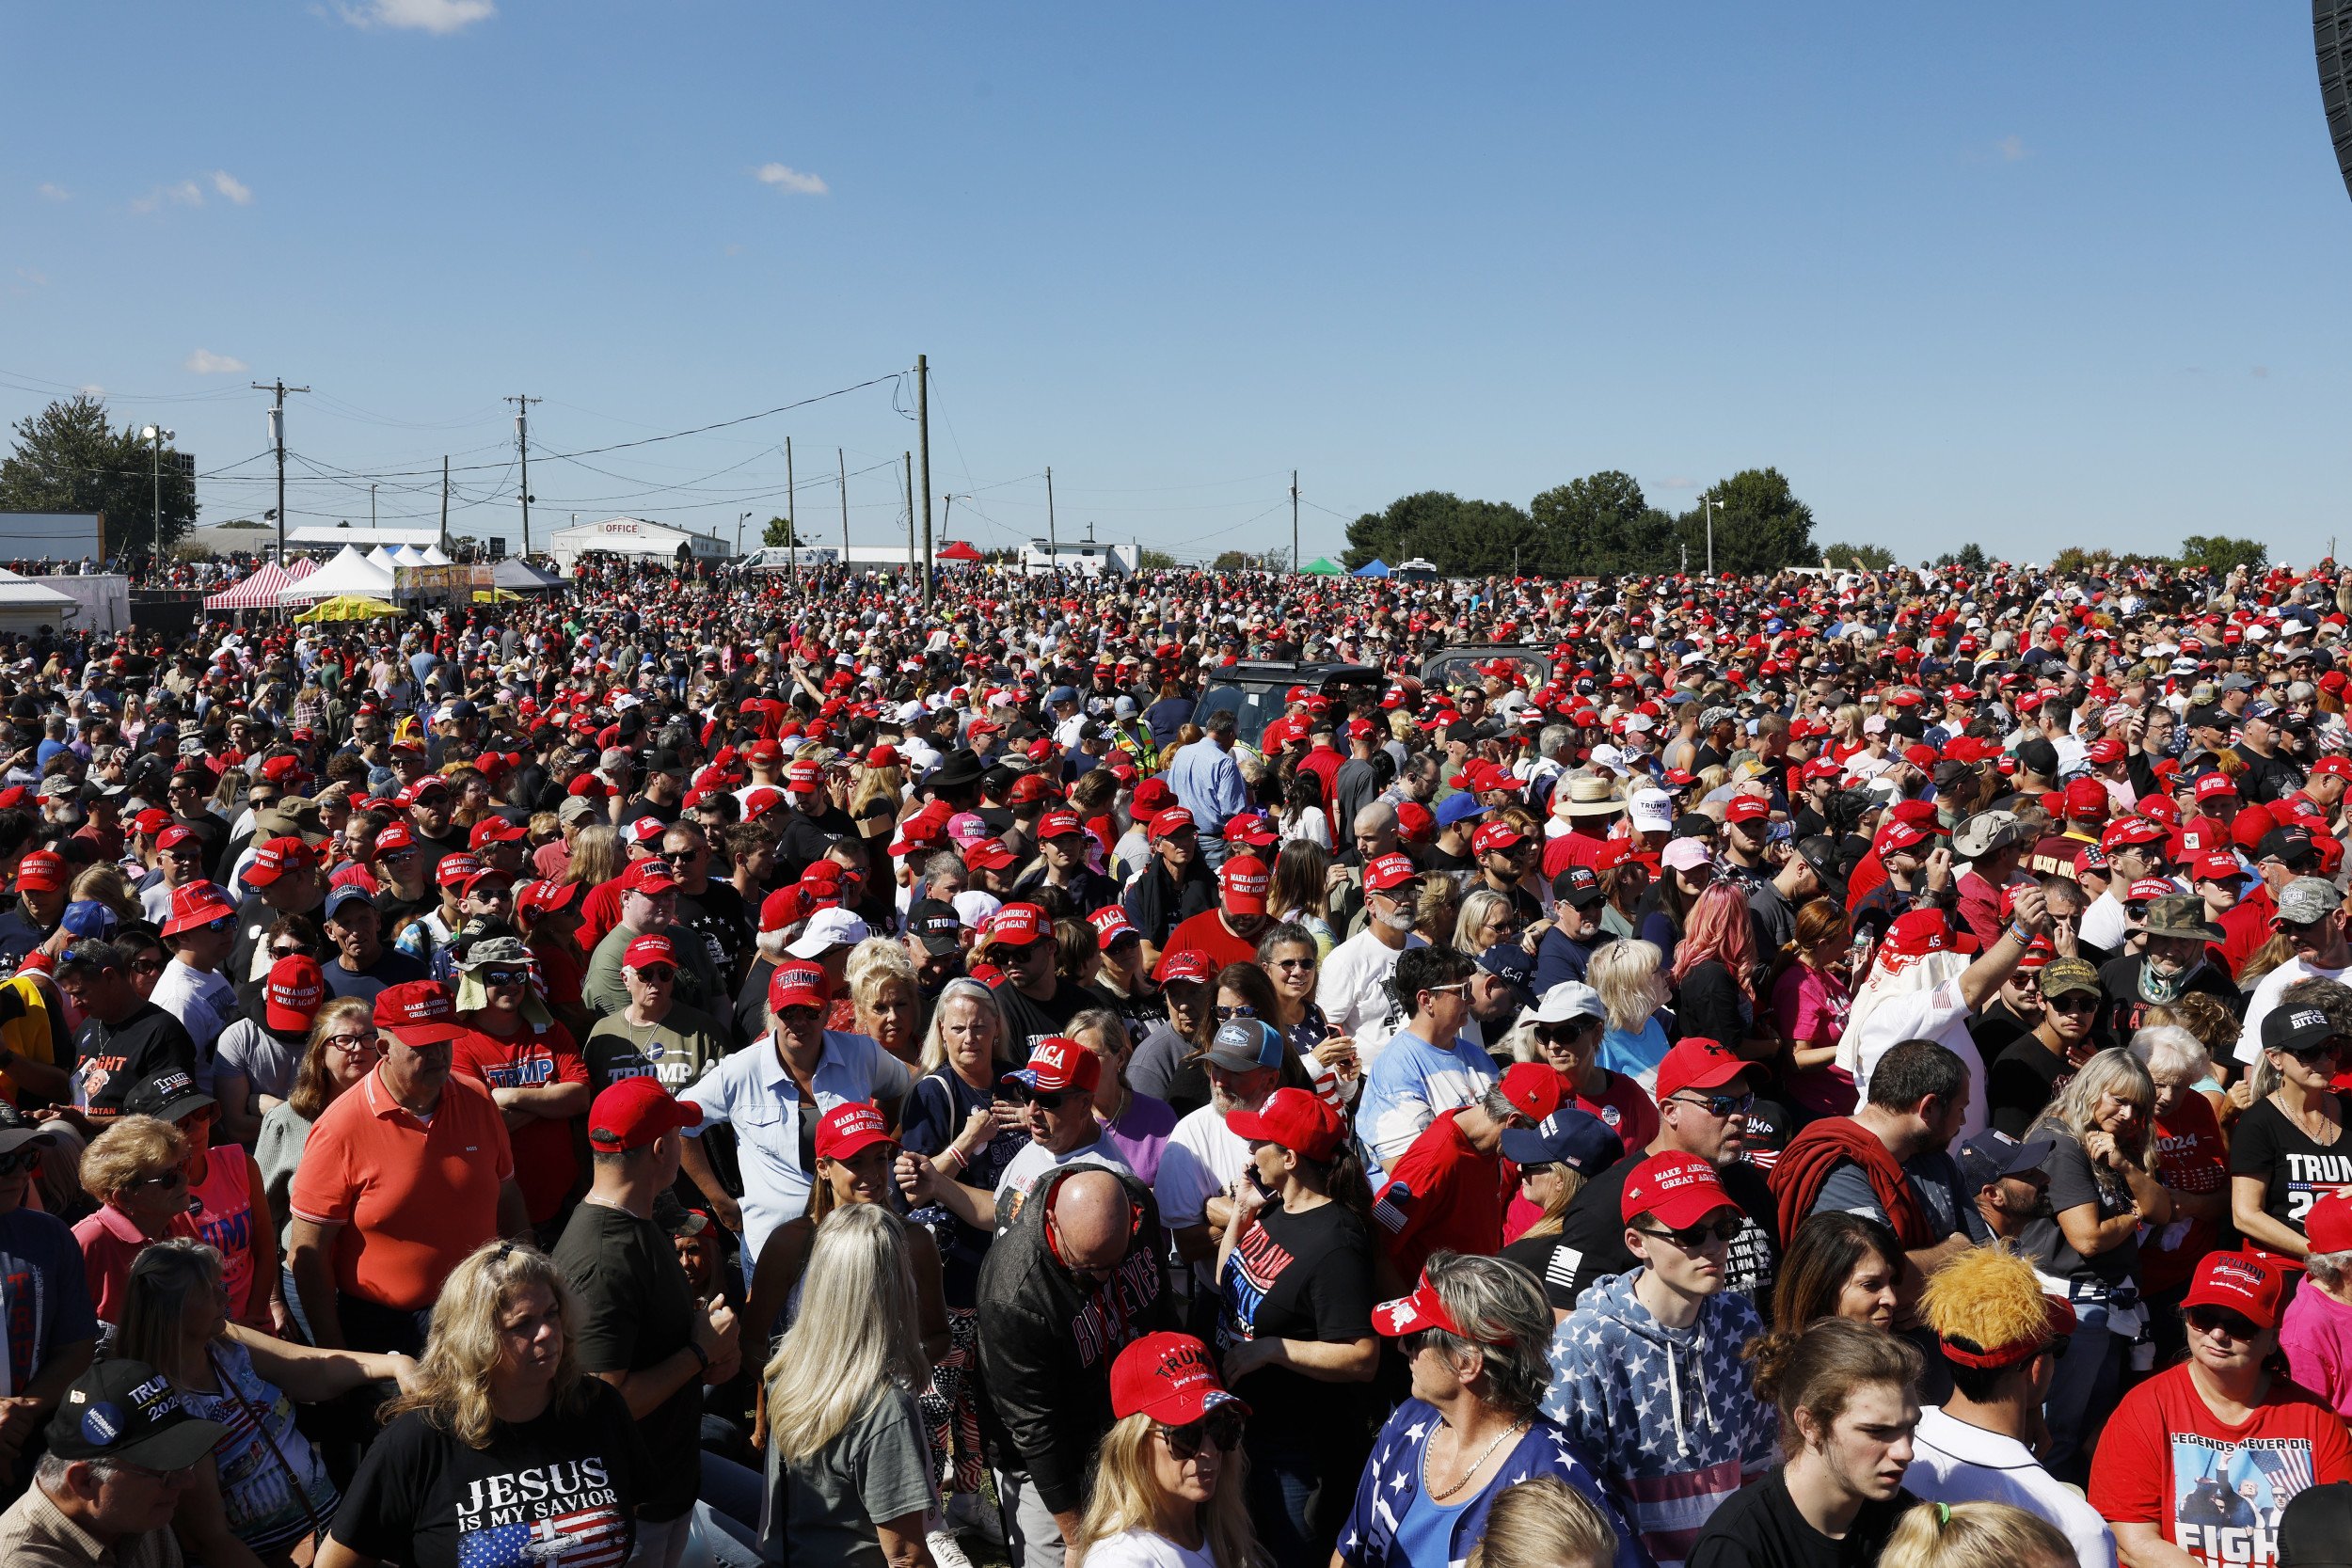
left=286, top=978, right=527, bottom=1355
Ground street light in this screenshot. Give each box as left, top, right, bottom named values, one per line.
left=1702, top=495, right=1724, bottom=578
left=139, top=425, right=174, bottom=561
left=738, top=512, right=753, bottom=556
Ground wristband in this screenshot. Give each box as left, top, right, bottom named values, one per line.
left=688, top=1339, right=711, bottom=1373
left=2005, top=923, right=2033, bottom=945
left=945, top=1146, right=969, bottom=1172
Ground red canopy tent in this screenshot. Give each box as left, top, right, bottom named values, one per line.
left=937, top=541, right=983, bottom=562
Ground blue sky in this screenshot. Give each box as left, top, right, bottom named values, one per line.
left=4, top=2, right=2348, bottom=565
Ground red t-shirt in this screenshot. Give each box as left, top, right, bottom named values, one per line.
left=1542, top=824, right=1621, bottom=883
left=450, top=1019, right=587, bottom=1225
left=1162, top=909, right=1262, bottom=973
left=1375, top=1110, right=1505, bottom=1278
left=2089, top=1360, right=2352, bottom=1568
left=2143, top=1092, right=2231, bottom=1297
left=2219, top=888, right=2277, bottom=983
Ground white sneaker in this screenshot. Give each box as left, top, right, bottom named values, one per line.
left=946, top=1491, right=1005, bottom=1546
left=929, top=1528, right=977, bottom=1568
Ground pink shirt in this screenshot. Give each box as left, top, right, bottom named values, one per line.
left=2281, top=1278, right=2352, bottom=1417
left=72, top=1202, right=200, bottom=1326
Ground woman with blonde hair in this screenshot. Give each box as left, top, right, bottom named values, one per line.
left=1877, top=1501, right=2073, bottom=1568
left=763, top=1202, right=943, bottom=1566
left=1466, top=1476, right=1621, bottom=1568
left=1589, top=939, right=1672, bottom=1091
left=847, top=936, right=922, bottom=1063
left=2020, top=1046, right=2169, bottom=1483
left=1454, top=888, right=1521, bottom=959
left=1073, top=1332, right=1266, bottom=1568
left=72, top=1113, right=198, bottom=1326
left=314, top=1242, right=653, bottom=1568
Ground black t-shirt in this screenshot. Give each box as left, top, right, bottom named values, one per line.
left=76, top=1003, right=195, bottom=1115
left=1500, top=1229, right=1585, bottom=1310
left=327, top=1380, right=653, bottom=1568
left=2230, top=1095, right=2352, bottom=1238
left=550, top=1203, right=701, bottom=1521
left=1686, top=1471, right=1917, bottom=1568
left=2096, top=954, right=2240, bottom=1041
left=410, top=828, right=468, bottom=887
left=1987, top=1034, right=2079, bottom=1142
left=673, top=881, right=747, bottom=984
left=1120, top=859, right=1216, bottom=947
left=996, top=979, right=1090, bottom=1057
left=1556, top=1152, right=1780, bottom=1313
left=1216, top=1199, right=1375, bottom=1447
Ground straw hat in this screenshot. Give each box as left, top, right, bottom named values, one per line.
left=1556, top=775, right=1625, bottom=817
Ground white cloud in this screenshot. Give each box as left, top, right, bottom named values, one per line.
left=755, top=163, right=829, bottom=197
left=16, top=269, right=46, bottom=288
left=210, top=170, right=253, bottom=205
left=35, top=183, right=68, bottom=202
left=1661, top=476, right=1697, bottom=489
left=338, top=0, right=495, bottom=33
left=1997, top=134, right=2031, bottom=162
left=131, top=179, right=208, bottom=214
left=184, top=349, right=248, bottom=375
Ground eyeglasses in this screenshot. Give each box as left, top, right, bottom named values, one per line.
left=268, top=943, right=309, bottom=959
left=2186, top=1306, right=2259, bottom=1342
left=1668, top=1089, right=1755, bottom=1117
left=128, top=958, right=166, bottom=975
left=995, top=941, right=1046, bottom=962
left=1271, top=956, right=1317, bottom=971
left=1422, top=981, right=1470, bottom=998
left=632, top=966, right=677, bottom=986
left=129, top=1168, right=188, bottom=1191
left=1214, top=1005, right=1257, bottom=1022
left=1636, top=1214, right=1744, bottom=1250
left=1156, top=1409, right=1246, bottom=1461
left=326, top=1032, right=382, bottom=1053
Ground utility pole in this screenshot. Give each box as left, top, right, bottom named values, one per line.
left=914, top=356, right=934, bottom=610
left=1702, top=494, right=1723, bottom=578
left=1291, top=469, right=1299, bottom=573
left=902, top=451, right=915, bottom=588
left=1044, top=466, right=1057, bottom=579
left=251, top=378, right=310, bottom=564
left=785, top=436, right=797, bottom=582
left=370, top=483, right=378, bottom=531
left=837, top=447, right=849, bottom=562
left=507, top=394, right=541, bottom=558
left=439, top=457, right=450, bottom=556
left=138, top=424, right=173, bottom=562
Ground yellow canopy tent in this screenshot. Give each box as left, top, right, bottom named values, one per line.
left=471, top=588, right=522, bottom=603
left=293, top=595, right=401, bottom=623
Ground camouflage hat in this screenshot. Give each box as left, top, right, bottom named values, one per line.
left=2037, top=958, right=2102, bottom=999
left=2137, top=894, right=2224, bottom=944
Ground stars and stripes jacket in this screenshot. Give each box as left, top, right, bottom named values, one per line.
left=1539, top=1270, right=1778, bottom=1568
left=1336, top=1398, right=1647, bottom=1568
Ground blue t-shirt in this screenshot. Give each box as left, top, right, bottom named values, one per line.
left=0, top=1207, right=97, bottom=1395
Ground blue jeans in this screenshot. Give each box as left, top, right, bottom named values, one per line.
left=1245, top=1436, right=1320, bottom=1565
left=2043, top=1293, right=2127, bottom=1486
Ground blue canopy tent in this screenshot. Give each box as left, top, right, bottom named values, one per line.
left=1351, top=559, right=1391, bottom=578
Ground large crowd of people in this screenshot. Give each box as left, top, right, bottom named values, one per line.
left=1, top=548, right=2351, bottom=1567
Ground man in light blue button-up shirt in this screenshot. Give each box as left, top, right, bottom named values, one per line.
left=1164, top=708, right=1247, bottom=869
left=677, top=961, right=913, bottom=1278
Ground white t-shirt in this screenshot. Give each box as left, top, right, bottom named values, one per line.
left=2077, top=890, right=2131, bottom=957
left=1153, top=1105, right=1251, bottom=1289
left=1906, top=1405, right=2117, bottom=1568
left=993, top=1135, right=1131, bottom=1201
left=2236, top=956, right=2352, bottom=1064
left=1075, top=1528, right=1214, bottom=1568
left=1849, top=974, right=1990, bottom=1143
left=1317, top=927, right=1426, bottom=1067
left=148, top=960, right=239, bottom=1091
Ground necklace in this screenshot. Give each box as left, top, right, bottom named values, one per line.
left=1423, top=1417, right=1525, bottom=1502
left=2271, top=1091, right=2342, bottom=1146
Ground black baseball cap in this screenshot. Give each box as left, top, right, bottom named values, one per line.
left=1958, top=1134, right=2054, bottom=1195
left=2280, top=1481, right=2352, bottom=1568
left=46, top=1358, right=226, bottom=1469
left=2264, top=1002, right=2341, bottom=1057
left=906, top=898, right=963, bottom=957
left=1793, top=835, right=1847, bottom=904
left=1549, top=864, right=1606, bottom=908
left=121, top=1069, right=215, bottom=1125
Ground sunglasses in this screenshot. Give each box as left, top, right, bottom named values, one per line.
left=130, top=1168, right=189, bottom=1190
left=631, top=966, right=677, bottom=986
left=2186, top=1306, right=2259, bottom=1342
left=1637, top=1214, right=1744, bottom=1250
left=0, top=1148, right=40, bottom=1176
left=128, top=958, right=166, bottom=975
left=660, top=847, right=699, bottom=863
left=1271, top=956, right=1317, bottom=971
left=268, top=943, right=309, bottom=959
left=2045, top=994, right=2100, bottom=1014
left=1016, top=1087, right=1080, bottom=1111
left=1214, top=1005, right=1257, bottom=1022
left=483, top=967, right=532, bottom=988
left=1157, top=1409, right=1246, bottom=1461
left=995, top=941, right=1047, bottom=962
left=1669, top=1089, right=1755, bottom=1117
left=1536, top=1022, right=1596, bottom=1046
left=381, top=847, right=419, bottom=863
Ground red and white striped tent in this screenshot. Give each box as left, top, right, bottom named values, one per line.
left=203, top=558, right=319, bottom=611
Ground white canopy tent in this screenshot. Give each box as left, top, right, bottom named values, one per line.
left=418, top=544, right=452, bottom=566
left=366, top=546, right=399, bottom=573
left=390, top=546, right=427, bottom=566
left=277, top=545, right=395, bottom=604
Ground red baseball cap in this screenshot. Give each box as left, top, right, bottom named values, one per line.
left=1226, top=814, right=1280, bottom=850
left=1654, top=1037, right=1756, bottom=1102
left=1110, top=1332, right=1248, bottom=1424
left=623, top=860, right=680, bottom=897
left=2183, top=1250, right=2285, bottom=1329
left=986, top=902, right=1049, bottom=944
left=469, top=816, right=527, bottom=848
left=623, top=934, right=677, bottom=971
left=2063, top=777, right=2111, bottom=821
left=1003, top=1036, right=1100, bottom=1095
left=373, top=979, right=466, bottom=1045
left=1471, top=820, right=1526, bottom=856
left=1154, top=948, right=1216, bottom=986
left=1724, top=796, right=1771, bottom=825
left=1088, top=906, right=1139, bottom=947
left=263, top=955, right=325, bottom=1033
left=1227, top=1086, right=1346, bottom=1162
left=964, top=838, right=1018, bottom=872
left=1621, top=1151, right=1738, bottom=1229
left=1883, top=908, right=1977, bottom=959
left=767, top=960, right=828, bottom=1013
left=1497, top=1061, right=1564, bottom=1123
left=1364, top=853, right=1421, bottom=893
left=435, top=852, right=483, bottom=888
left=1373, top=1271, right=1506, bottom=1343
left=2101, top=816, right=2166, bottom=852
left=1879, top=819, right=1935, bottom=855
left=2194, top=850, right=2244, bottom=882
left=1220, top=855, right=1270, bottom=915
left=2194, top=772, right=2240, bottom=801
left=245, top=836, right=312, bottom=887
left=2314, top=757, right=2352, bottom=784
left=586, top=1076, right=703, bottom=1151
left=1395, top=801, right=1434, bottom=843
left=1131, top=779, right=1175, bottom=816
left=814, top=1101, right=894, bottom=1163
left=1149, top=807, right=1197, bottom=840
left=2309, top=1190, right=2352, bottom=1256
left=133, top=807, right=172, bottom=837
left=785, top=760, right=822, bottom=793
left=1036, top=809, right=1086, bottom=841
left=14, top=850, right=67, bottom=894
left=373, top=823, right=416, bottom=855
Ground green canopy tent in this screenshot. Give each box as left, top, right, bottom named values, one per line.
left=1301, top=557, right=1343, bottom=575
